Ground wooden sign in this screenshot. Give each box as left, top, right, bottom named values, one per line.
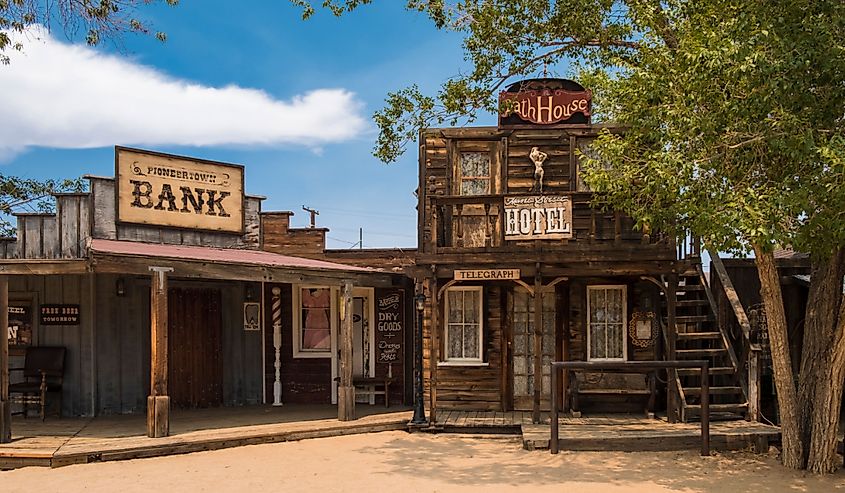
left=116, top=147, right=245, bottom=234
left=499, top=89, right=591, bottom=126
left=40, top=304, right=80, bottom=325
left=454, top=269, right=520, bottom=281
left=375, top=290, right=403, bottom=364
left=504, top=195, right=573, bottom=240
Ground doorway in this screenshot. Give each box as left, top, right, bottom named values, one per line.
left=509, top=287, right=556, bottom=410
left=168, top=287, right=224, bottom=408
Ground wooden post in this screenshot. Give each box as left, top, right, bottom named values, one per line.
left=271, top=287, right=283, bottom=406
left=0, top=276, right=10, bottom=443
left=429, top=276, right=439, bottom=425
left=338, top=281, right=355, bottom=421
left=748, top=347, right=761, bottom=421
left=666, top=274, right=679, bottom=423
left=532, top=267, right=543, bottom=424
left=147, top=266, right=172, bottom=438
left=561, top=283, right=570, bottom=412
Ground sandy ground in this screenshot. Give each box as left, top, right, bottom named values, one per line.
left=2, top=431, right=844, bottom=492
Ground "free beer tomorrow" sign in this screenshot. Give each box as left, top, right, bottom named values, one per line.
left=116, top=147, right=245, bottom=233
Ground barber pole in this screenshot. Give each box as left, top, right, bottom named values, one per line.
left=272, top=287, right=283, bottom=406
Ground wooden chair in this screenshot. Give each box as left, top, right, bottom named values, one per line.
left=9, top=346, right=66, bottom=420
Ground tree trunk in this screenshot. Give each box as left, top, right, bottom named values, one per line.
left=799, top=248, right=845, bottom=473
left=753, top=245, right=803, bottom=469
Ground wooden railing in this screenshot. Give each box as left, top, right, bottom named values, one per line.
left=707, top=250, right=761, bottom=421
left=425, top=193, right=672, bottom=253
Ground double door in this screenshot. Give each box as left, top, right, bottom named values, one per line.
left=510, top=288, right=556, bottom=411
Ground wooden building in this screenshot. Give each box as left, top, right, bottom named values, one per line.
left=415, top=78, right=755, bottom=424
left=0, top=147, right=412, bottom=441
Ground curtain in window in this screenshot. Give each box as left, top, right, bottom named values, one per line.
left=460, top=152, right=490, bottom=195
left=446, top=289, right=481, bottom=360
left=301, top=288, right=331, bottom=350
left=589, top=287, right=625, bottom=359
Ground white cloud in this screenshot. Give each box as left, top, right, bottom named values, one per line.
left=0, top=26, right=368, bottom=157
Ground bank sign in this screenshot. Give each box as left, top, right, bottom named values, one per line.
left=504, top=195, right=573, bottom=241
left=116, top=147, right=245, bottom=233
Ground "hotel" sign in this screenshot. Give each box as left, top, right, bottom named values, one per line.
left=116, top=147, right=245, bottom=233
left=504, top=195, right=573, bottom=241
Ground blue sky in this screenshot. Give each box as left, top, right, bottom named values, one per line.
left=0, top=2, right=497, bottom=248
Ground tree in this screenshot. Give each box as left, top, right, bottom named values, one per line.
left=293, top=0, right=845, bottom=473
left=0, top=0, right=179, bottom=65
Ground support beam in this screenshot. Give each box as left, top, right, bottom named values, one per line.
left=532, top=266, right=543, bottom=424
left=0, top=276, right=10, bottom=443
left=666, top=274, right=679, bottom=423
left=338, top=281, right=355, bottom=421
left=147, top=266, right=172, bottom=438
left=429, top=276, right=439, bottom=425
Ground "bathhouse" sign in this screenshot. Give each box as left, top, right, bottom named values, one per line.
left=504, top=195, right=573, bottom=241
left=116, top=147, right=245, bottom=233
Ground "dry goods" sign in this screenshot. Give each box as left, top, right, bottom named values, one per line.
left=116, top=147, right=245, bottom=233
left=504, top=195, right=573, bottom=241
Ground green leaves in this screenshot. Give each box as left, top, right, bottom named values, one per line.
left=0, top=1, right=180, bottom=59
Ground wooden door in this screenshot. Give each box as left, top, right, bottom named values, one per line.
left=168, top=287, right=223, bottom=408
left=510, top=288, right=555, bottom=410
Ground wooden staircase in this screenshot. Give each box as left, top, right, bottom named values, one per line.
left=670, top=266, right=749, bottom=422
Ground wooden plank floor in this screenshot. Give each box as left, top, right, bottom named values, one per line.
left=434, top=411, right=780, bottom=452
left=0, top=405, right=412, bottom=469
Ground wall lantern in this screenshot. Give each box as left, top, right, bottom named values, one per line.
left=116, top=278, right=126, bottom=297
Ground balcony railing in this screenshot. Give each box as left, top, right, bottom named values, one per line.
left=424, top=193, right=675, bottom=254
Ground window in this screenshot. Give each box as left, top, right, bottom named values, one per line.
left=459, top=152, right=491, bottom=195
left=294, top=286, right=335, bottom=357
left=587, top=285, right=627, bottom=361
left=445, top=287, right=483, bottom=362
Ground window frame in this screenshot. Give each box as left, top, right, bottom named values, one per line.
left=443, top=286, right=484, bottom=364
left=586, top=284, right=628, bottom=362
left=292, top=284, right=338, bottom=359
left=452, top=141, right=500, bottom=196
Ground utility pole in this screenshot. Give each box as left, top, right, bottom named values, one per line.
left=302, top=205, right=319, bottom=228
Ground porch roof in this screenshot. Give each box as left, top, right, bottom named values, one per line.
left=89, top=239, right=376, bottom=274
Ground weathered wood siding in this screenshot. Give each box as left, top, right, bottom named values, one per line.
left=9, top=274, right=96, bottom=417
left=261, top=212, right=327, bottom=257
left=423, top=285, right=504, bottom=411
left=95, top=275, right=263, bottom=414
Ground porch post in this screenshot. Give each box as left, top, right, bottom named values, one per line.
left=271, top=287, right=283, bottom=406
left=666, top=274, right=679, bottom=423
left=0, top=276, right=10, bottom=443
left=532, top=264, right=543, bottom=424
left=147, top=266, right=172, bottom=438
left=429, top=276, right=439, bottom=425
left=338, top=281, right=355, bottom=421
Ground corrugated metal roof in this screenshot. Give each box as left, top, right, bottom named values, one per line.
left=89, top=239, right=377, bottom=273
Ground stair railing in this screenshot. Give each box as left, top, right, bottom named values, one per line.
left=706, top=249, right=762, bottom=421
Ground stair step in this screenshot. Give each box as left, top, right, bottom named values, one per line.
left=677, top=367, right=734, bottom=376
left=677, top=331, right=721, bottom=340
left=685, top=402, right=748, bottom=416
left=677, top=299, right=710, bottom=307
left=677, top=285, right=705, bottom=292
left=683, top=386, right=743, bottom=395
left=676, top=315, right=713, bottom=323
left=676, top=348, right=725, bottom=358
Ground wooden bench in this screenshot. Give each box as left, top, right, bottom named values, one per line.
left=569, top=370, right=656, bottom=417
left=353, top=377, right=394, bottom=408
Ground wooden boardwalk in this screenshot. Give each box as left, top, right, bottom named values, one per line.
left=0, top=405, right=412, bottom=469
left=434, top=411, right=780, bottom=452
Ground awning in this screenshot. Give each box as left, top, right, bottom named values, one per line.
left=88, top=239, right=393, bottom=285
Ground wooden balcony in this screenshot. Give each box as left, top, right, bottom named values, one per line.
left=420, top=193, right=680, bottom=264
